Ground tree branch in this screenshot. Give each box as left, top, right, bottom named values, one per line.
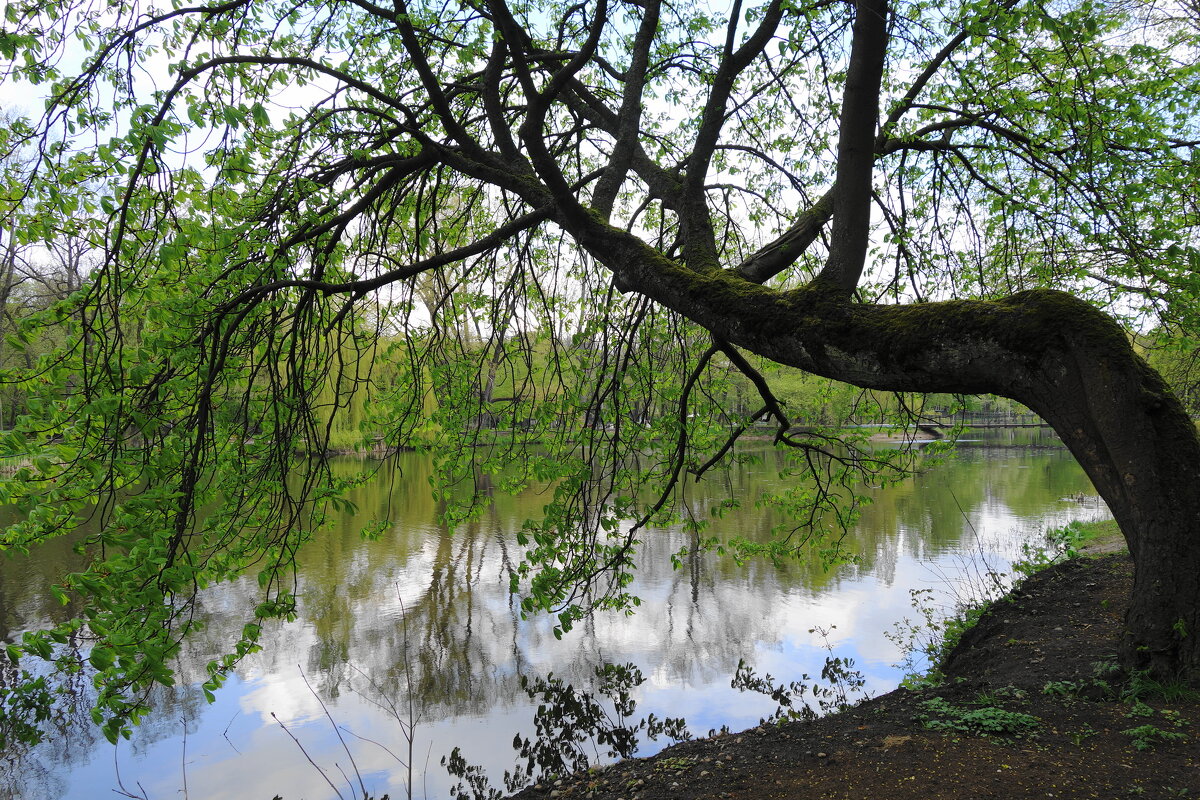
left=734, top=187, right=835, bottom=283
left=677, top=0, right=787, bottom=274
left=814, top=0, right=889, bottom=294
left=591, top=0, right=662, bottom=218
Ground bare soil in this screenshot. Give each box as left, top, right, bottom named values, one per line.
left=508, top=552, right=1200, bottom=800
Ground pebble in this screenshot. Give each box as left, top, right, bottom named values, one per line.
left=817, top=752, right=828, bottom=758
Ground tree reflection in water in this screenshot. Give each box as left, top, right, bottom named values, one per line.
left=0, top=434, right=1105, bottom=799
left=444, top=648, right=870, bottom=800
left=445, top=662, right=690, bottom=800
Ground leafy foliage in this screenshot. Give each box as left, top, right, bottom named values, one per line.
left=0, top=668, right=54, bottom=750
left=1122, top=724, right=1189, bottom=752
left=917, top=695, right=1041, bottom=739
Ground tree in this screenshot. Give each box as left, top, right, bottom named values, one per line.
left=1, top=0, right=1199, bottom=740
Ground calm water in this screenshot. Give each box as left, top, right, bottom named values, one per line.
left=0, top=430, right=1109, bottom=799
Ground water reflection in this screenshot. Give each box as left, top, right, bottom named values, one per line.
left=0, top=431, right=1107, bottom=799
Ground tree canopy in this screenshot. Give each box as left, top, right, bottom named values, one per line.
left=1, top=0, right=1200, bottom=742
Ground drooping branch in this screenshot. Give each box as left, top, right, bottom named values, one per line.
left=213, top=203, right=558, bottom=312
left=394, top=0, right=491, bottom=157
left=632, top=342, right=721, bottom=531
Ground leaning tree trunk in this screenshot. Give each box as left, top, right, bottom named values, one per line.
left=1018, top=307, right=1200, bottom=680
left=581, top=226, right=1200, bottom=680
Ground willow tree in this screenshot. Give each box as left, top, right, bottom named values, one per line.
left=2, top=0, right=1200, bottom=739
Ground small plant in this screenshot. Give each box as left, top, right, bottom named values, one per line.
left=1126, top=700, right=1155, bottom=719
left=443, top=748, right=503, bottom=800
left=992, top=685, right=1028, bottom=702
left=654, top=756, right=697, bottom=773
left=810, top=626, right=869, bottom=714
left=972, top=689, right=1003, bottom=707
left=917, top=697, right=1040, bottom=740
left=1122, top=724, right=1188, bottom=751
left=1011, top=522, right=1085, bottom=577
left=938, top=604, right=991, bottom=661
left=1160, top=709, right=1190, bottom=729
left=444, top=662, right=691, bottom=800
left=0, top=670, right=56, bottom=750
left=887, top=586, right=999, bottom=688
left=730, top=659, right=816, bottom=725
left=1042, top=680, right=1080, bottom=697
left=1069, top=723, right=1097, bottom=746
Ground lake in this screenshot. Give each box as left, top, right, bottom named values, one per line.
left=0, top=429, right=1109, bottom=799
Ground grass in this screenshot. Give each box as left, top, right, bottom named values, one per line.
left=1070, top=518, right=1123, bottom=548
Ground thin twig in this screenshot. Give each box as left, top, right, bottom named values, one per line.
left=181, top=717, right=189, bottom=800
left=272, top=712, right=346, bottom=800
left=222, top=711, right=242, bottom=754
left=298, top=666, right=368, bottom=800
left=338, top=725, right=408, bottom=765
left=111, top=740, right=149, bottom=799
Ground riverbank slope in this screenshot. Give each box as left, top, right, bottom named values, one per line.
left=509, top=540, right=1199, bottom=799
